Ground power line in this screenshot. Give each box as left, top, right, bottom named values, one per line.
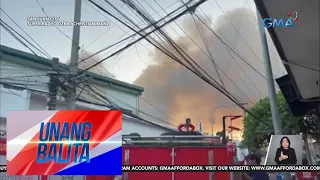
left=110, top=0, right=271, bottom=127
left=140, top=96, right=176, bottom=122
left=83, top=0, right=166, bottom=61
left=112, top=0, right=239, bottom=98
left=148, top=0, right=256, bottom=102
left=195, top=11, right=280, bottom=91
left=190, top=10, right=225, bottom=89
left=0, top=20, right=39, bottom=56
left=134, top=45, right=148, bottom=66
left=34, top=0, right=114, bottom=80
left=34, top=0, right=72, bottom=40
left=78, top=0, right=195, bottom=65
left=124, top=0, right=254, bottom=105
left=107, top=35, right=138, bottom=73
left=0, top=8, right=52, bottom=58
left=213, top=0, right=262, bottom=63
left=193, top=14, right=267, bottom=82
left=1, top=19, right=51, bottom=59
left=85, top=83, right=178, bottom=127
left=151, top=2, right=254, bottom=103
left=191, top=11, right=264, bottom=99
left=81, top=0, right=127, bottom=50
left=282, top=61, right=320, bottom=73
left=1, top=80, right=175, bottom=129
left=81, top=0, right=201, bottom=73
left=0, top=20, right=73, bottom=95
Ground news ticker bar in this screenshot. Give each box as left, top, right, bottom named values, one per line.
left=122, top=165, right=320, bottom=172
left=1, top=165, right=320, bottom=173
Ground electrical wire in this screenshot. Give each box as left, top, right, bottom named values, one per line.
left=108, top=35, right=138, bottom=73
left=191, top=12, right=264, bottom=99
left=81, top=0, right=201, bottom=73
left=118, top=0, right=226, bottom=87
left=134, top=45, right=148, bottom=66
left=104, top=0, right=271, bottom=127
left=85, top=83, right=178, bottom=127
left=194, top=14, right=268, bottom=82
left=83, top=0, right=154, bottom=55
left=34, top=0, right=72, bottom=40
left=140, top=96, right=176, bottom=122
left=119, top=0, right=245, bottom=103
left=147, top=0, right=256, bottom=102
left=213, top=0, right=262, bottom=63
left=0, top=20, right=72, bottom=94
left=77, top=0, right=192, bottom=65
left=282, top=61, right=320, bottom=73
left=145, top=3, right=252, bottom=105
left=0, top=20, right=39, bottom=56
left=197, top=7, right=280, bottom=90
left=0, top=8, right=52, bottom=58
left=190, top=9, right=225, bottom=88
left=34, top=0, right=109, bottom=75
left=81, top=0, right=127, bottom=50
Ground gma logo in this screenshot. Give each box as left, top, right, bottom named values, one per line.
left=262, top=18, right=293, bottom=28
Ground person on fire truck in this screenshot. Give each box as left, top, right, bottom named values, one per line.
left=178, top=118, right=195, bottom=132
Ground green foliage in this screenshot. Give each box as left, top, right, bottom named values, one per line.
left=242, top=93, right=301, bottom=149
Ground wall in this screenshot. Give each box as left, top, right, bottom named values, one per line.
left=0, top=59, right=140, bottom=114
left=29, top=92, right=169, bottom=136
left=0, top=85, right=30, bottom=117
left=106, top=86, right=139, bottom=115
left=122, top=116, right=169, bottom=136
left=0, top=60, right=49, bottom=93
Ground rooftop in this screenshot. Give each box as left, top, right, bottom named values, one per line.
left=0, top=45, right=144, bottom=94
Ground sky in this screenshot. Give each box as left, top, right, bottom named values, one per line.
left=1, top=0, right=260, bottom=82
left=0, top=0, right=287, bottom=138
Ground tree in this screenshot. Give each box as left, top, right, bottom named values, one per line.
left=242, top=93, right=320, bottom=151
left=242, top=93, right=301, bottom=150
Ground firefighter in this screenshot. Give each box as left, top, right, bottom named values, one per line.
left=178, top=118, right=195, bottom=132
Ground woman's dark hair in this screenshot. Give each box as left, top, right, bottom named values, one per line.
left=247, top=154, right=261, bottom=164
left=280, top=136, right=291, bottom=148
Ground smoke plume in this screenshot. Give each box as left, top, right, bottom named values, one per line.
left=77, top=50, right=114, bottom=78
left=134, top=8, right=284, bottom=137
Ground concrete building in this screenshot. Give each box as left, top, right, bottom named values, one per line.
left=0, top=45, right=176, bottom=179
left=0, top=45, right=176, bottom=135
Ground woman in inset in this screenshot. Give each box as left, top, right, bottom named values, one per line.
left=275, top=136, right=297, bottom=165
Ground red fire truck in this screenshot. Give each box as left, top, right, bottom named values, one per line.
left=87, top=118, right=240, bottom=180
left=87, top=131, right=237, bottom=180
left=120, top=131, right=236, bottom=180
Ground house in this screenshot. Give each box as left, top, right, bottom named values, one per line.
left=0, top=45, right=178, bottom=179
left=0, top=44, right=177, bottom=135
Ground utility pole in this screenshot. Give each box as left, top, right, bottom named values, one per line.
left=67, top=0, right=82, bottom=110
left=210, top=103, right=248, bottom=136
left=257, top=10, right=290, bottom=180
left=256, top=11, right=283, bottom=135
left=47, top=58, right=59, bottom=110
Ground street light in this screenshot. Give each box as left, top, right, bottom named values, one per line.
left=210, top=103, right=248, bottom=135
